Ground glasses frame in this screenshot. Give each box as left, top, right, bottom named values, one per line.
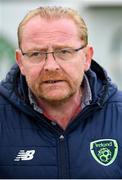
left=20, top=44, right=87, bottom=63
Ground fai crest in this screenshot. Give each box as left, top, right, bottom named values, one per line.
left=90, top=139, right=118, bottom=166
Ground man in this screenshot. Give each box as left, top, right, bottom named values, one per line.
left=0, top=6, right=122, bottom=179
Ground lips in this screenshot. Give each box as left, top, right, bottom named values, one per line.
left=44, top=80, right=64, bottom=84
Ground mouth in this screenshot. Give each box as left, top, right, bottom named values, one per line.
left=43, top=80, right=64, bottom=84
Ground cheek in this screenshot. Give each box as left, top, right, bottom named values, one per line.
left=64, top=61, right=85, bottom=81
left=58, top=62, right=84, bottom=90
left=24, top=66, right=41, bottom=82
left=25, top=70, right=41, bottom=92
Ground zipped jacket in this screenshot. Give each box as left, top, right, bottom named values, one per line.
left=0, top=60, right=122, bottom=178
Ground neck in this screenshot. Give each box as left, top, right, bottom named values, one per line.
left=37, top=89, right=83, bottom=130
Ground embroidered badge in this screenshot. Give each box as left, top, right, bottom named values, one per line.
left=90, top=139, right=118, bottom=166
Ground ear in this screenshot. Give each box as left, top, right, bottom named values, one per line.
left=84, top=46, right=94, bottom=71
left=16, top=49, right=25, bottom=75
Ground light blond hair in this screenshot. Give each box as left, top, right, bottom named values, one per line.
left=17, top=6, right=88, bottom=48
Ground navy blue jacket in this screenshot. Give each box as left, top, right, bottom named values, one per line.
left=0, top=60, right=122, bottom=178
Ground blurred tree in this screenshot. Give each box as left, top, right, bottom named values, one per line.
left=0, top=35, right=15, bottom=64
left=0, top=35, right=15, bottom=80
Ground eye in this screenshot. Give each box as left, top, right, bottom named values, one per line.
left=29, top=52, right=40, bottom=57
left=60, top=49, right=72, bottom=54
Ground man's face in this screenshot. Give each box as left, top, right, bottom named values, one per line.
left=16, top=16, right=93, bottom=103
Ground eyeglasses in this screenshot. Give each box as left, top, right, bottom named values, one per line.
left=20, top=45, right=86, bottom=64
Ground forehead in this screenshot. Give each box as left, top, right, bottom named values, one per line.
left=21, top=16, right=80, bottom=48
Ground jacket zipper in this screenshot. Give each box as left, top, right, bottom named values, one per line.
left=56, top=103, right=101, bottom=178
left=58, top=134, right=70, bottom=178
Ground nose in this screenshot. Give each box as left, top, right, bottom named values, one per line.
left=43, top=52, right=60, bottom=71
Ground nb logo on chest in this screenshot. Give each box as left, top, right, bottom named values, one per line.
left=14, top=150, right=35, bottom=161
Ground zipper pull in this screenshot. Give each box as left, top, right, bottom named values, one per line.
left=59, top=134, right=64, bottom=141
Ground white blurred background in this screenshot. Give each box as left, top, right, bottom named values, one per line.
left=0, top=0, right=122, bottom=89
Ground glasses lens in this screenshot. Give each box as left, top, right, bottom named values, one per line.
left=27, top=52, right=46, bottom=63
left=55, top=49, right=74, bottom=60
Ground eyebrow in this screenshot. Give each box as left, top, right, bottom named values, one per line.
left=24, top=44, right=75, bottom=52
left=24, top=48, right=47, bottom=52
left=52, top=44, right=75, bottom=49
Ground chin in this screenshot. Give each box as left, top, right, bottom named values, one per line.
left=38, top=91, right=74, bottom=104
left=32, top=84, right=77, bottom=104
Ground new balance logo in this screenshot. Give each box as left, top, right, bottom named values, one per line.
left=14, top=150, right=35, bottom=161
